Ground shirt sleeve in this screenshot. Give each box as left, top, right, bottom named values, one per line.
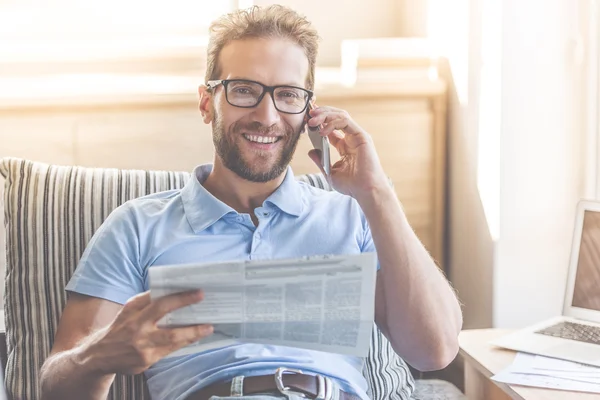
left=66, top=202, right=144, bottom=305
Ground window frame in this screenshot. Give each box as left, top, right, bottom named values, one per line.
left=0, top=0, right=248, bottom=107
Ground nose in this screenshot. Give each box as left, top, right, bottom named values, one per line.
left=251, top=92, right=280, bottom=127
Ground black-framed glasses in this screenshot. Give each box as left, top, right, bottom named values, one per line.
left=206, top=79, right=313, bottom=114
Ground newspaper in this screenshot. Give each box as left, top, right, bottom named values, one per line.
left=149, top=253, right=377, bottom=358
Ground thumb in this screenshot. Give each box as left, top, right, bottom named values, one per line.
left=308, top=149, right=326, bottom=176
left=122, top=291, right=152, bottom=314
left=308, top=149, right=333, bottom=188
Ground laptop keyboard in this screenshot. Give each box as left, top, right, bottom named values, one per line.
left=536, top=321, right=600, bottom=345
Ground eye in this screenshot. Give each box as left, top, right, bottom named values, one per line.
left=278, top=90, right=301, bottom=99
left=232, top=86, right=255, bottom=95
left=281, top=90, right=300, bottom=99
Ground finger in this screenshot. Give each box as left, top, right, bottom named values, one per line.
left=310, top=112, right=363, bottom=137
left=120, top=291, right=152, bottom=316
left=308, top=149, right=326, bottom=175
left=311, top=128, right=345, bottom=157
left=307, top=150, right=333, bottom=186
left=308, top=104, right=324, bottom=117
left=154, top=324, right=214, bottom=349
left=307, top=111, right=341, bottom=128
left=330, top=159, right=347, bottom=175
left=320, top=118, right=349, bottom=137
left=327, top=130, right=345, bottom=152
left=309, top=105, right=345, bottom=117
left=324, top=112, right=365, bottom=137
left=142, top=290, right=204, bottom=322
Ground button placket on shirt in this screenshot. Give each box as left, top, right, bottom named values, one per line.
left=251, top=207, right=271, bottom=256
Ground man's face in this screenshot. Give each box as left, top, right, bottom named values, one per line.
left=207, top=38, right=310, bottom=182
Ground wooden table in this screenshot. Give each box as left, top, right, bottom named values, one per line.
left=459, top=329, right=599, bottom=400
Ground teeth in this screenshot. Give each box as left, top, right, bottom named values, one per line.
left=244, top=135, right=278, bottom=144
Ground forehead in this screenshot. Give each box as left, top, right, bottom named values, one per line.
left=218, top=38, right=309, bottom=87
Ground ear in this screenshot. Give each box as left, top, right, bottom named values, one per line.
left=303, top=96, right=317, bottom=133
left=198, top=85, right=214, bottom=124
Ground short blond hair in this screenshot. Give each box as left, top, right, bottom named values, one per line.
left=205, top=5, right=320, bottom=90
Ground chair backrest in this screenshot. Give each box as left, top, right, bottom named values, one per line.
left=0, top=158, right=415, bottom=400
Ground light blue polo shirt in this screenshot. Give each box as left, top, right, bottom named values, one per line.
left=66, top=164, right=379, bottom=400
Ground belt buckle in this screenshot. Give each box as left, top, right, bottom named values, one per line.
left=274, top=367, right=332, bottom=400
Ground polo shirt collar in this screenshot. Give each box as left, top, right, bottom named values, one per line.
left=181, top=164, right=236, bottom=233
left=263, top=166, right=303, bottom=217
left=181, top=164, right=303, bottom=233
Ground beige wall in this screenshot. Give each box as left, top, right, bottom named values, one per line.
left=494, top=0, right=589, bottom=328
left=438, top=0, right=495, bottom=329
left=446, top=72, right=495, bottom=329
left=396, top=0, right=429, bottom=37
left=254, top=0, right=404, bottom=67
left=445, top=0, right=591, bottom=328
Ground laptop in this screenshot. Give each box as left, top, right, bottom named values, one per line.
left=491, top=199, right=600, bottom=366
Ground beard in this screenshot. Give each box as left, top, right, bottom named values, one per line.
left=212, top=110, right=303, bottom=183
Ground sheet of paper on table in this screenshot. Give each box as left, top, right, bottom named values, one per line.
left=492, top=352, right=600, bottom=393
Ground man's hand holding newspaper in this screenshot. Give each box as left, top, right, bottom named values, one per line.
left=149, top=253, right=377, bottom=358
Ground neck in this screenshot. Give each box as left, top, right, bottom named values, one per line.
left=203, top=159, right=286, bottom=215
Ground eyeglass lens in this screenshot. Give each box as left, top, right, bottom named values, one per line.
left=225, top=80, right=309, bottom=113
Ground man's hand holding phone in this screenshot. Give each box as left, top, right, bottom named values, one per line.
left=305, top=103, right=389, bottom=203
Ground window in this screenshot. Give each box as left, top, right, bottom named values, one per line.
left=1, top=0, right=238, bottom=65
left=0, top=1, right=246, bottom=104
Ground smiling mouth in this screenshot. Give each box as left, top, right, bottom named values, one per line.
left=243, top=134, right=282, bottom=144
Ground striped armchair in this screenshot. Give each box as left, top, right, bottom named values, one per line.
left=0, top=158, right=419, bottom=400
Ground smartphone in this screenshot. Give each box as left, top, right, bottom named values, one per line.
left=306, top=102, right=331, bottom=176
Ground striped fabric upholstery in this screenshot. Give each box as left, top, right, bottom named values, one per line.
left=0, top=157, right=415, bottom=400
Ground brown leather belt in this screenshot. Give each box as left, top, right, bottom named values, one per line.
left=186, top=369, right=361, bottom=400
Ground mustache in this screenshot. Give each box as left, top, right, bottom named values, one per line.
left=232, top=121, right=290, bottom=136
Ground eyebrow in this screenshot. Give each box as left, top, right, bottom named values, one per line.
left=228, top=77, right=305, bottom=87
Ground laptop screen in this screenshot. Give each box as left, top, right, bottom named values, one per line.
left=572, top=210, right=600, bottom=311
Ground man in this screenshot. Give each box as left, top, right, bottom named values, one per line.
left=40, top=5, right=462, bottom=400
